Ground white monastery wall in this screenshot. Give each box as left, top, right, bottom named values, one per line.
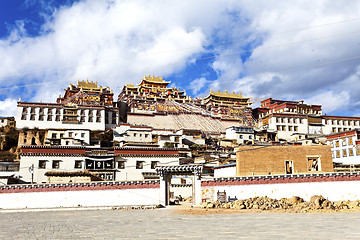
left=0, top=188, right=160, bottom=209
left=203, top=180, right=360, bottom=202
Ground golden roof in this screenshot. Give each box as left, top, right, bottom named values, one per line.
left=209, top=89, right=249, bottom=100
left=126, top=84, right=136, bottom=88
left=77, top=80, right=99, bottom=89
left=141, top=74, right=170, bottom=84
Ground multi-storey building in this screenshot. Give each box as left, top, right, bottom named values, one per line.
left=16, top=80, right=118, bottom=132
left=322, top=116, right=360, bottom=134
left=225, top=126, right=254, bottom=144
left=118, top=75, right=254, bottom=133
left=19, top=145, right=179, bottom=183
left=255, top=98, right=322, bottom=141
left=255, top=98, right=360, bottom=143
left=326, top=129, right=360, bottom=166
left=202, top=90, right=253, bottom=125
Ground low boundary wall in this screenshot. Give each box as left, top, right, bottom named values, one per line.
left=201, top=172, right=360, bottom=202
left=0, top=180, right=160, bottom=209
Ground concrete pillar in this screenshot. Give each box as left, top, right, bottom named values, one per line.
left=159, top=175, right=170, bottom=206
left=192, top=175, right=202, bottom=206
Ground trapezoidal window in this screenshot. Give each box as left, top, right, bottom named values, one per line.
left=307, top=157, right=320, bottom=171
left=285, top=160, right=293, bottom=174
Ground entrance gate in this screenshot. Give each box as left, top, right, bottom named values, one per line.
left=156, top=165, right=203, bottom=206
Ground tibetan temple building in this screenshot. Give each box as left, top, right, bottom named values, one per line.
left=117, top=75, right=254, bottom=132
left=16, top=75, right=255, bottom=136
left=202, top=89, right=253, bottom=124
left=16, top=80, right=118, bottom=133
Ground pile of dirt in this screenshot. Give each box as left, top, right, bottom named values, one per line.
left=200, top=195, right=360, bottom=213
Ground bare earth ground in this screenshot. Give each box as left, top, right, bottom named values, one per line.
left=171, top=203, right=360, bottom=215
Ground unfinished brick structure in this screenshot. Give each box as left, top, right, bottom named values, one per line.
left=236, top=145, right=333, bottom=176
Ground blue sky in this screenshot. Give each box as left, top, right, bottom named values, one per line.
left=1, top=0, right=360, bottom=117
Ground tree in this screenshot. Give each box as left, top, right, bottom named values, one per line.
left=163, top=142, right=175, bottom=148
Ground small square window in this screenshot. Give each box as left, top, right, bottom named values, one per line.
left=38, top=160, right=47, bottom=169
left=151, top=161, right=159, bottom=169
left=74, top=161, right=82, bottom=169
left=343, top=149, right=347, bottom=157
left=52, top=160, right=60, bottom=169
left=349, top=149, right=354, bottom=156
left=118, top=161, right=125, bottom=169
left=136, top=161, right=143, bottom=169
left=308, top=157, right=320, bottom=171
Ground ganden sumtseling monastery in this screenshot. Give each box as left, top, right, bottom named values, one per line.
left=3, top=74, right=360, bottom=186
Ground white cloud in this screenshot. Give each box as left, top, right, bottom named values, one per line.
left=0, top=0, right=239, bottom=110
left=305, top=90, right=350, bottom=114
left=0, top=98, right=18, bottom=117
left=0, top=0, right=360, bottom=117
left=205, top=0, right=360, bottom=115
left=189, top=77, right=209, bottom=96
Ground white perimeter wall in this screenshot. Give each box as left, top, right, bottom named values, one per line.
left=0, top=188, right=160, bottom=209
left=203, top=181, right=360, bottom=202
left=214, top=166, right=236, bottom=178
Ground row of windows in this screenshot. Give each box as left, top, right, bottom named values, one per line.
left=272, top=117, right=360, bottom=127
left=276, top=117, right=304, bottom=124
left=22, top=108, right=103, bottom=116
left=38, top=160, right=159, bottom=170
left=326, top=119, right=360, bottom=126
left=276, top=125, right=299, bottom=132
left=51, top=132, right=86, bottom=139
left=120, top=161, right=158, bottom=169
left=22, top=108, right=116, bottom=124
left=333, top=138, right=354, bottom=148
left=331, top=127, right=354, bottom=133
left=285, top=157, right=321, bottom=174
left=333, top=148, right=360, bottom=158
left=238, top=135, right=252, bottom=139
left=132, top=133, right=150, bottom=138
left=23, top=115, right=118, bottom=124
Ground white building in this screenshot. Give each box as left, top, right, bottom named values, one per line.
left=326, top=129, right=360, bottom=166
left=225, top=126, right=254, bottom=144
left=16, top=102, right=118, bottom=131
left=113, top=124, right=153, bottom=147
left=113, top=124, right=187, bottom=148
left=45, top=129, right=92, bottom=146
left=213, top=163, right=236, bottom=178
left=256, top=98, right=360, bottom=142
left=19, top=146, right=180, bottom=183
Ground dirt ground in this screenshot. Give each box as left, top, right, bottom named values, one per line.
left=171, top=204, right=360, bottom=215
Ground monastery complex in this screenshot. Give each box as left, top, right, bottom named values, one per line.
left=0, top=74, right=358, bottom=192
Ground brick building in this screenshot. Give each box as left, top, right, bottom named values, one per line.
left=236, top=145, right=333, bottom=176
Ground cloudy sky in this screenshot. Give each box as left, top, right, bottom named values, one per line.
left=1, top=0, right=360, bottom=117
